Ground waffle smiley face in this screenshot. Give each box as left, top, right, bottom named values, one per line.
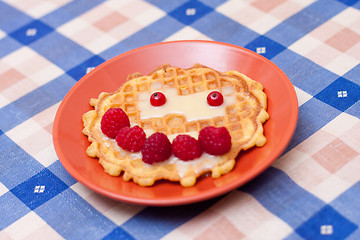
left=82, top=64, right=269, bottom=187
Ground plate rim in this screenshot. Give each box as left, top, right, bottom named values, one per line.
left=53, top=40, right=298, bottom=206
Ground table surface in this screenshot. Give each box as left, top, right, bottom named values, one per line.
left=1, top=0, right=360, bottom=239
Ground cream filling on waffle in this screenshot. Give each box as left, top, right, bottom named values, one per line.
left=102, top=87, right=238, bottom=177
left=137, top=86, right=237, bottom=121
left=166, top=153, right=219, bottom=178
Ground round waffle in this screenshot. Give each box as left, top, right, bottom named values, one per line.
left=82, top=64, right=269, bottom=187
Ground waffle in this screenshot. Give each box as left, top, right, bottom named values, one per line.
left=82, top=64, right=269, bottom=187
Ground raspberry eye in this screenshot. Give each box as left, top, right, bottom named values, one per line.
left=207, top=91, right=223, bottom=106
left=150, top=92, right=166, bottom=106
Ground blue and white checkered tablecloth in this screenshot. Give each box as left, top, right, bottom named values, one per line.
left=1, top=0, right=360, bottom=239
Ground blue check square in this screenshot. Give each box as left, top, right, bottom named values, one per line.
left=296, top=205, right=357, bottom=239
left=169, top=0, right=213, bottom=25
left=11, top=168, right=68, bottom=210
left=315, top=77, right=360, bottom=112
left=67, top=55, right=105, bottom=81
left=103, top=227, right=135, bottom=240
left=245, top=36, right=286, bottom=59
left=9, top=20, right=53, bottom=45
left=336, top=0, right=359, bottom=6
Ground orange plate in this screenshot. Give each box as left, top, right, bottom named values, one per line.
left=53, top=40, right=298, bottom=206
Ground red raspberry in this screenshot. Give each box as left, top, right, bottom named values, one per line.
left=115, top=126, right=146, bottom=152
left=101, top=108, right=130, bottom=138
left=198, top=126, right=231, bottom=155
left=172, top=135, right=203, bottom=161
left=141, top=132, right=172, bottom=164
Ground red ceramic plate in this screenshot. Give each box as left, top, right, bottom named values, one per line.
left=53, top=40, right=298, bottom=206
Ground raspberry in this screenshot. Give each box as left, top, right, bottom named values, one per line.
left=172, top=135, right=203, bottom=161
left=101, top=108, right=130, bottom=138
left=115, top=126, right=146, bottom=152
left=141, top=132, right=172, bottom=164
left=198, top=126, right=231, bottom=155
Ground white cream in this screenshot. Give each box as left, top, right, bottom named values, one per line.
left=167, top=131, right=198, bottom=141
left=102, top=86, right=235, bottom=177
left=138, top=87, right=236, bottom=121
left=167, top=153, right=220, bottom=178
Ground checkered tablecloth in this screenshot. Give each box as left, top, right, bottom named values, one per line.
left=1, top=0, right=360, bottom=239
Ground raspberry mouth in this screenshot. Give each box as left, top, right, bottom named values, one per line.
left=100, top=107, right=232, bottom=164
